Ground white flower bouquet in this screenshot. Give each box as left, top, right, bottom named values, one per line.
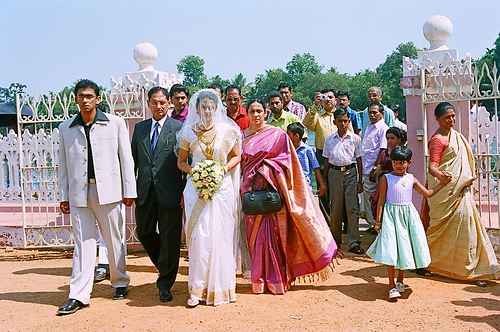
left=190, top=159, right=225, bottom=201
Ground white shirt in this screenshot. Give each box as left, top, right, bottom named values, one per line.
left=361, top=119, right=389, bottom=174
left=323, top=130, right=363, bottom=166
left=394, top=118, right=407, bottom=131
left=150, top=115, right=167, bottom=140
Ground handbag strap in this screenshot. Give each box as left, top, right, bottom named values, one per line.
left=250, top=173, right=269, bottom=193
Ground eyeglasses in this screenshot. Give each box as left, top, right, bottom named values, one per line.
left=149, top=100, right=168, bottom=107
left=76, top=94, right=97, bottom=101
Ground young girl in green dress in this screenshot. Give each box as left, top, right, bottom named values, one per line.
left=367, top=146, right=445, bottom=299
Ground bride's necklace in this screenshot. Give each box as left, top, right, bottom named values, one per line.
left=193, top=124, right=216, bottom=160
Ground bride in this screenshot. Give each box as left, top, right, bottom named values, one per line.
left=177, top=89, right=241, bottom=307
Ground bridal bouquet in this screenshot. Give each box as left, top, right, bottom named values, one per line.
left=191, top=159, right=225, bottom=201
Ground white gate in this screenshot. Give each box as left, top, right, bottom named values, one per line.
left=15, top=90, right=147, bottom=247
left=421, top=59, right=500, bottom=229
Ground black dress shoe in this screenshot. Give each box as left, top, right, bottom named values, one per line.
left=113, top=287, right=128, bottom=300
left=94, top=267, right=107, bottom=283
left=159, top=288, right=173, bottom=303
left=57, top=299, right=88, bottom=315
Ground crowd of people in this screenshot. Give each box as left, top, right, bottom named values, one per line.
left=55, top=78, right=499, bottom=315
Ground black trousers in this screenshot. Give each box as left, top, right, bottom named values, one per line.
left=135, top=185, right=182, bottom=291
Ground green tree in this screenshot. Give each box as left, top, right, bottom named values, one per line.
left=286, top=53, right=323, bottom=77
left=376, top=42, right=420, bottom=114
left=347, top=69, right=380, bottom=111
left=0, top=83, right=27, bottom=103
left=177, top=55, right=207, bottom=87
left=477, top=33, right=500, bottom=68
left=248, top=68, right=287, bottom=100
left=294, top=71, right=350, bottom=109
left=208, top=75, right=231, bottom=90
left=232, top=73, right=252, bottom=97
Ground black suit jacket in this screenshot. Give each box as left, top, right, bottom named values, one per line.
left=131, top=117, right=184, bottom=207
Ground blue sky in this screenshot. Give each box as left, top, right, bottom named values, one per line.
left=1, top=0, right=499, bottom=95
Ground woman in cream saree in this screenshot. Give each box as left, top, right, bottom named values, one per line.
left=425, top=102, right=499, bottom=282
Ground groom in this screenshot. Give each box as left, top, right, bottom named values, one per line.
left=131, top=86, right=185, bottom=302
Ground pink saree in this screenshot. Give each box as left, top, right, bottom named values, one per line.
left=241, top=125, right=337, bottom=294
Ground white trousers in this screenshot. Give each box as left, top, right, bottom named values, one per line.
left=97, top=213, right=127, bottom=265
left=69, top=184, right=130, bottom=304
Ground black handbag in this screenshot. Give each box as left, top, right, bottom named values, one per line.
left=242, top=174, right=283, bottom=215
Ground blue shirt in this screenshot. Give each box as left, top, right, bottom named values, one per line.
left=347, top=106, right=362, bottom=133
left=296, top=142, right=320, bottom=186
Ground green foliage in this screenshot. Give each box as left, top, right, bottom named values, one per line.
left=231, top=73, right=253, bottom=97
left=347, top=70, right=380, bottom=110
left=0, top=83, right=27, bottom=103
left=248, top=68, right=288, bottom=101
left=375, top=42, right=420, bottom=116
left=286, top=53, right=323, bottom=78
left=294, top=72, right=350, bottom=108
left=208, top=75, right=231, bottom=90
left=177, top=55, right=207, bottom=87
left=476, top=33, right=500, bottom=69
left=473, top=33, right=500, bottom=111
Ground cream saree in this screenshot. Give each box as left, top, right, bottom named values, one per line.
left=426, top=129, right=500, bottom=280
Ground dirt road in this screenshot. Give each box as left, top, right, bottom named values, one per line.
left=0, top=244, right=498, bottom=332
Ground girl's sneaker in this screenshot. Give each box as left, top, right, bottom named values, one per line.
left=389, top=288, right=401, bottom=299
left=395, top=282, right=405, bottom=293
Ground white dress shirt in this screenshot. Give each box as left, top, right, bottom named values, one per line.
left=322, top=130, right=363, bottom=166
left=150, top=115, right=167, bottom=139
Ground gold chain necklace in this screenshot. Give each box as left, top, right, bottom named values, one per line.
left=193, top=125, right=216, bottom=160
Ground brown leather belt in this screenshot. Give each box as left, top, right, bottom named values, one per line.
left=329, top=163, right=356, bottom=172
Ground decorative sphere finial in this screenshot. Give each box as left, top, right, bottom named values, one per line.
left=133, top=42, right=158, bottom=71
left=423, top=15, right=453, bottom=51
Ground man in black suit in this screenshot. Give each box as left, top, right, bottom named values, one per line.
left=131, top=86, right=185, bottom=303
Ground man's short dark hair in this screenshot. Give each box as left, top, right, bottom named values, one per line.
left=389, top=104, right=400, bottom=113
left=169, top=84, right=189, bottom=98
left=224, top=84, right=241, bottom=96
left=334, top=108, right=349, bottom=119
left=278, top=82, right=292, bottom=92
left=208, top=83, right=223, bottom=92
left=320, top=88, right=336, bottom=96
left=337, top=90, right=350, bottom=100
left=74, top=79, right=99, bottom=96
left=147, top=86, right=169, bottom=100
left=267, top=91, right=282, bottom=102
left=287, top=122, right=305, bottom=137
left=369, top=102, right=385, bottom=113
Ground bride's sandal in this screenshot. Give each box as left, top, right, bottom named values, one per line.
left=187, top=297, right=199, bottom=307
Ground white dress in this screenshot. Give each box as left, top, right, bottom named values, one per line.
left=179, top=122, right=240, bottom=305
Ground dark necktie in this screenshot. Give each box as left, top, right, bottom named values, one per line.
left=151, top=122, right=159, bottom=155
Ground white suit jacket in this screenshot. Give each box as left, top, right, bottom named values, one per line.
left=58, top=111, right=137, bottom=207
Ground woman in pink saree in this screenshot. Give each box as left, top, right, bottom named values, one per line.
left=241, top=98, right=338, bottom=294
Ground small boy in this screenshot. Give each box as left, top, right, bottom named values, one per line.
left=322, top=109, right=364, bottom=254
left=286, top=122, right=326, bottom=197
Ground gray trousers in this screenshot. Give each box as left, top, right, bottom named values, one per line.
left=69, top=184, right=130, bottom=304
left=360, top=174, right=378, bottom=226
left=328, top=168, right=360, bottom=249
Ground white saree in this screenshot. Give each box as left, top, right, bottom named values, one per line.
left=179, top=122, right=240, bottom=305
